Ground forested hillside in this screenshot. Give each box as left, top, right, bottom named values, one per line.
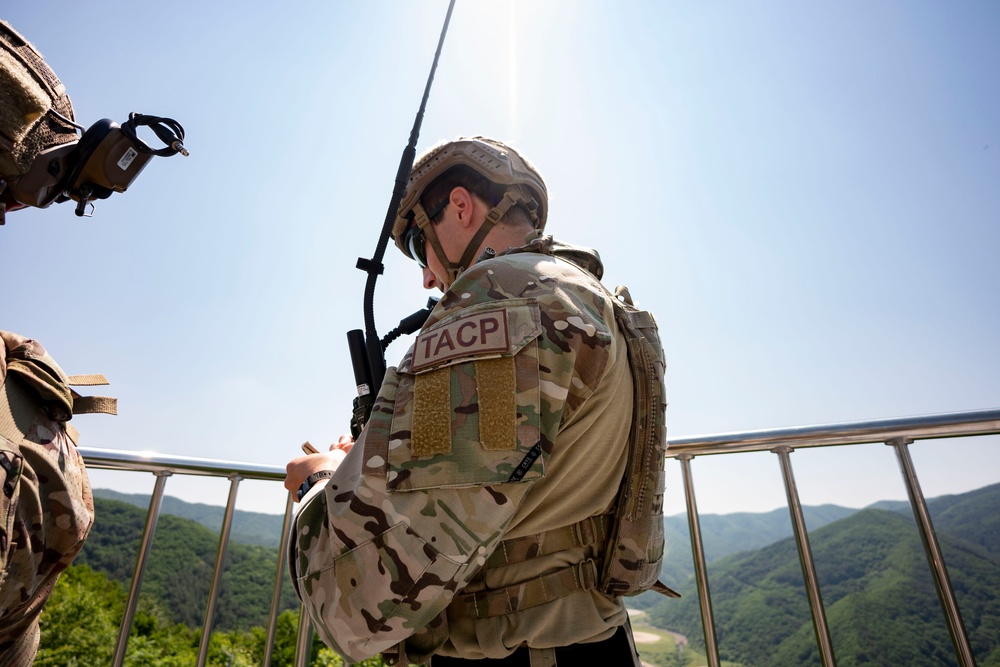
left=76, top=498, right=299, bottom=631
left=648, top=483, right=1000, bottom=667
left=626, top=504, right=857, bottom=611
left=93, top=488, right=287, bottom=547
left=37, top=564, right=378, bottom=666
left=659, top=504, right=856, bottom=586
left=920, top=483, right=1000, bottom=554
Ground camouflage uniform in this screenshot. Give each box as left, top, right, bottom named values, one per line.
left=0, top=331, right=94, bottom=666
left=290, top=235, right=642, bottom=664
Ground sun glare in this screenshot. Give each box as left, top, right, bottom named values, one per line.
left=509, top=1, right=518, bottom=140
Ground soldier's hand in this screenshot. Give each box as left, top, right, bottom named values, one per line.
left=332, top=433, right=354, bottom=453
left=283, top=436, right=355, bottom=498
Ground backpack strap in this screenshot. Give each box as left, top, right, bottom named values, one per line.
left=68, top=374, right=117, bottom=415
left=482, top=513, right=613, bottom=569
left=448, top=558, right=600, bottom=619
left=447, top=515, right=615, bottom=620
left=1, top=332, right=117, bottom=445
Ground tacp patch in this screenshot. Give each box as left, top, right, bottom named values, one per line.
left=387, top=299, right=545, bottom=491
left=412, top=308, right=510, bottom=371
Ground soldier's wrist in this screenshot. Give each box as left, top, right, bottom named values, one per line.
left=296, top=470, right=336, bottom=501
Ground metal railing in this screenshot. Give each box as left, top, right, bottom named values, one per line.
left=78, top=449, right=295, bottom=667
left=666, top=408, right=999, bottom=667
left=79, top=407, right=1000, bottom=667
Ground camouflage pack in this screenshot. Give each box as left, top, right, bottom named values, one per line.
left=599, top=285, right=675, bottom=597
left=0, top=331, right=115, bottom=664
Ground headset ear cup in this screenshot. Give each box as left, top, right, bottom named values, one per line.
left=63, top=119, right=116, bottom=201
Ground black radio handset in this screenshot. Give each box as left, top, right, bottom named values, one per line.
left=346, top=297, right=437, bottom=439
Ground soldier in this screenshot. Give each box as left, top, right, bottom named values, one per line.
left=285, top=136, right=674, bottom=666
left=0, top=21, right=79, bottom=222
left=1, top=21, right=127, bottom=665
left=0, top=333, right=101, bottom=666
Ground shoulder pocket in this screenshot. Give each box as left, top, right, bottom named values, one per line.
left=389, top=300, right=545, bottom=492
left=0, top=436, right=23, bottom=574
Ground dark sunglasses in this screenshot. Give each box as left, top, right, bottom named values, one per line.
left=403, top=224, right=428, bottom=268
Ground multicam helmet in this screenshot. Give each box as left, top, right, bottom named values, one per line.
left=0, top=20, right=80, bottom=212
left=392, top=136, right=548, bottom=262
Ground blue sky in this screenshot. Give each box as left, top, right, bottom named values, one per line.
left=2, top=1, right=998, bottom=516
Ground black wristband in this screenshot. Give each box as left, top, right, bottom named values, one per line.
left=296, top=470, right=336, bottom=501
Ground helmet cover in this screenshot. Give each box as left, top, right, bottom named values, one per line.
left=392, top=136, right=548, bottom=259
left=0, top=21, right=78, bottom=206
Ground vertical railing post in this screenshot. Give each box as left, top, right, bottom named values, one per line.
left=112, top=470, right=172, bottom=667
left=263, top=492, right=296, bottom=667
left=678, top=453, right=721, bottom=667
left=887, top=437, right=977, bottom=667
left=295, top=605, right=313, bottom=667
left=196, top=474, right=243, bottom=667
left=773, top=446, right=836, bottom=667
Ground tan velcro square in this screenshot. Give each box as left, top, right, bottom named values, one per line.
left=475, top=357, right=516, bottom=451
left=412, top=367, right=452, bottom=457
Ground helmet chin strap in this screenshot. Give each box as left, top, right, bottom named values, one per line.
left=414, top=187, right=540, bottom=286
left=411, top=201, right=461, bottom=285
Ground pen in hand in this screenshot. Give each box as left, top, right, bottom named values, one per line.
left=287, top=437, right=355, bottom=500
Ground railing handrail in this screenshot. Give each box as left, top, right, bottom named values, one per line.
left=78, top=408, right=1000, bottom=475
left=79, top=446, right=287, bottom=479
left=666, top=407, right=1000, bottom=456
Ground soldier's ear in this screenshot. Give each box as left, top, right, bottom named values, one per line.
left=449, top=187, right=476, bottom=227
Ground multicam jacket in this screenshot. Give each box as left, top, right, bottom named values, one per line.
left=290, top=235, right=638, bottom=663
left=0, top=331, right=95, bottom=665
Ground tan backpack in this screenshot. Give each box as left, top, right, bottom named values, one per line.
left=599, top=284, right=676, bottom=598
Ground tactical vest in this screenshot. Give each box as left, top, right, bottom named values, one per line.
left=446, top=281, right=678, bottom=623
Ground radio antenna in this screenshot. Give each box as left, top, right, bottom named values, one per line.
left=352, top=0, right=457, bottom=404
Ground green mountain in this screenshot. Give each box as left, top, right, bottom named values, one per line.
left=921, top=483, right=1000, bottom=554
left=628, top=504, right=857, bottom=611
left=647, top=484, right=1000, bottom=666
left=93, top=488, right=287, bottom=548
left=77, top=497, right=299, bottom=632
left=95, top=486, right=861, bottom=614
left=661, top=504, right=857, bottom=584
left=870, top=483, right=1000, bottom=554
